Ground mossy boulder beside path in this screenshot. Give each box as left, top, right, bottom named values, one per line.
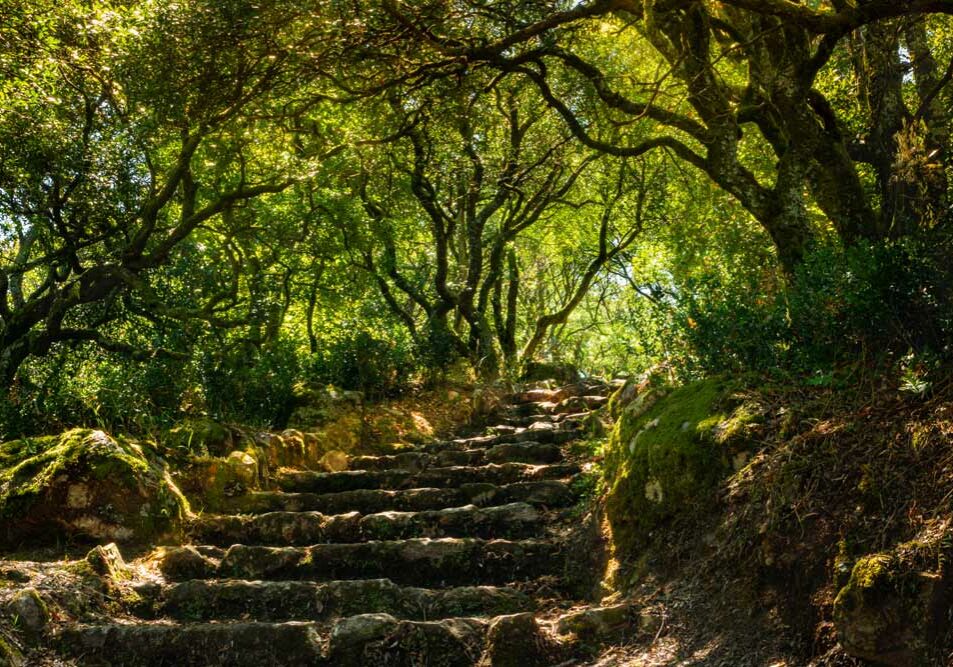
left=603, top=375, right=762, bottom=556
left=0, top=429, right=190, bottom=548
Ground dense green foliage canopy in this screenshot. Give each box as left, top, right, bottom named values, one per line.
left=2, top=0, right=952, bottom=435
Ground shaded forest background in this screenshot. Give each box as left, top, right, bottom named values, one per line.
left=2, top=0, right=953, bottom=438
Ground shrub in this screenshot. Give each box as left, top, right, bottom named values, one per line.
left=673, top=234, right=953, bottom=376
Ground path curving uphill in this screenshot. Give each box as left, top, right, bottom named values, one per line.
left=56, top=382, right=634, bottom=666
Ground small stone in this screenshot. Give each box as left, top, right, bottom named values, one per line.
left=156, top=546, right=216, bottom=580
left=732, top=451, right=751, bottom=471
left=86, top=543, right=130, bottom=579
left=555, top=603, right=635, bottom=639
left=7, top=588, right=49, bottom=634
left=319, top=450, right=349, bottom=472
left=480, top=613, right=551, bottom=667
left=638, top=610, right=662, bottom=635
left=331, top=613, right=398, bottom=643
left=66, top=483, right=90, bottom=509
left=225, top=450, right=258, bottom=488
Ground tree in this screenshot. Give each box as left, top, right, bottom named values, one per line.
left=0, top=0, right=326, bottom=384
left=326, top=77, right=650, bottom=374
left=336, top=0, right=953, bottom=272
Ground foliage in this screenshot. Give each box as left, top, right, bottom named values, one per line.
left=673, top=235, right=953, bottom=377
left=2, top=0, right=953, bottom=437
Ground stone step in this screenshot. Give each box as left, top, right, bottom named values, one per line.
left=347, top=441, right=563, bottom=471
left=144, top=578, right=535, bottom=622
left=498, top=413, right=562, bottom=427
left=500, top=412, right=591, bottom=427
left=58, top=621, right=325, bottom=666
left=277, top=462, right=580, bottom=494
left=221, top=480, right=577, bottom=515
left=189, top=502, right=543, bottom=545
left=325, top=614, right=489, bottom=667
left=553, top=395, right=608, bottom=413
left=204, top=538, right=564, bottom=587
left=424, top=426, right=581, bottom=452
left=60, top=613, right=555, bottom=667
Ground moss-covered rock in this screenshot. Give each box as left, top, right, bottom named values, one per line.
left=0, top=633, right=23, bottom=667
left=603, top=377, right=756, bottom=557
left=833, top=543, right=951, bottom=666
left=0, top=429, right=189, bottom=547
left=86, top=543, right=131, bottom=580
left=5, top=588, right=48, bottom=635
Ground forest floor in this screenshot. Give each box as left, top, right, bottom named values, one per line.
left=4, top=374, right=953, bottom=665
left=589, top=372, right=953, bottom=666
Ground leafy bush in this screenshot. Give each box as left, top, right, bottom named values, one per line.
left=673, top=234, right=953, bottom=376
left=198, top=336, right=303, bottom=428
left=1, top=349, right=190, bottom=440
left=308, top=327, right=416, bottom=399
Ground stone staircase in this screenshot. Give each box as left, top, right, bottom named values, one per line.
left=57, top=382, right=627, bottom=666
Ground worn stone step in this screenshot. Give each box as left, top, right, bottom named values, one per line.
left=221, top=479, right=577, bottom=515
left=501, top=412, right=589, bottom=427
left=346, top=451, right=429, bottom=472
left=145, top=578, right=535, bottom=622
left=61, top=612, right=570, bottom=667
left=511, top=388, right=567, bottom=404
left=277, top=462, right=580, bottom=494
left=208, top=538, right=564, bottom=587
left=58, top=621, right=325, bottom=666
left=189, top=502, right=543, bottom=545
left=482, top=442, right=563, bottom=465
left=499, top=413, right=562, bottom=427
left=502, top=401, right=552, bottom=417
left=347, top=441, right=563, bottom=471
left=326, top=611, right=566, bottom=667
left=424, top=426, right=581, bottom=452
left=554, top=395, right=608, bottom=413
left=325, top=614, right=488, bottom=667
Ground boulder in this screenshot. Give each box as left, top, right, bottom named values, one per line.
left=603, top=378, right=757, bottom=555
left=834, top=548, right=950, bottom=666
left=5, top=588, right=48, bottom=635
left=0, top=429, right=189, bottom=547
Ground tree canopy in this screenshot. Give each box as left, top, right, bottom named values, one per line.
left=2, top=0, right=952, bottom=434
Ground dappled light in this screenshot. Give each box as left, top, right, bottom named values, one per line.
left=2, top=1, right=953, bottom=665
